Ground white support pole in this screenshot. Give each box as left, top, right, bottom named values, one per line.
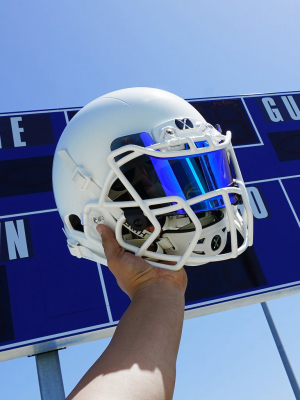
left=261, top=302, right=300, bottom=399
left=35, top=350, right=65, bottom=400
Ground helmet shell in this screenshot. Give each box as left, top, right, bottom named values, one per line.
left=53, top=87, right=204, bottom=222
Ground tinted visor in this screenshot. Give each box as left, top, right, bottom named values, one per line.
left=110, top=132, right=238, bottom=214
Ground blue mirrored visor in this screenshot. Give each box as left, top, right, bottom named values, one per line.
left=110, top=132, right=238, bottom=214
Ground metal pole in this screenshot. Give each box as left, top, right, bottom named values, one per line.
left=261, top=302, right=300, bottom=399
left=36, top=350, right=65, bottom=400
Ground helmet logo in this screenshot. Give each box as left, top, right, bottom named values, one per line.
left=175, top=118, right=194, bottom=130
left=211, top=235, right=222, bottom=251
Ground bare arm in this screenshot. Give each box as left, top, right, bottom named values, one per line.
left=67, top=225, right=187, bottom=400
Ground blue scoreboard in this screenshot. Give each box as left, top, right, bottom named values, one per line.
left=1, top=92, right=300, bottom=361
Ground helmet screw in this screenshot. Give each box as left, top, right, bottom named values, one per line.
left=161, top=127, right=177, bottom=142
left=93, top=216, right=104, bottom=224
left=134, top=219, right=142, bottom=227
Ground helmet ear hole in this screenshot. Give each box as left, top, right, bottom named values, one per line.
left=68, top=214, right=84, bottom=232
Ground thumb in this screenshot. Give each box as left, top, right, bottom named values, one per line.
left=96, top=224, right=124, bottom=265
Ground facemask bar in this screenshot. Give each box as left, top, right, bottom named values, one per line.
left=96, top=131, right=253, bottom=271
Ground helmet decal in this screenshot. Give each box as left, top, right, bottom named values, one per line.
left=175, top=118, right=194, bottom=130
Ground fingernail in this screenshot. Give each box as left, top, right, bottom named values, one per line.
left=97, top=225, right=103, bottom=236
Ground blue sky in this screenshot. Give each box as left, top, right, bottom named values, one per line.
left=1, top=1, right=300, bottom=399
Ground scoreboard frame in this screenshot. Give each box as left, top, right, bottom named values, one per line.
left=1, top=90, right=300, bottom=361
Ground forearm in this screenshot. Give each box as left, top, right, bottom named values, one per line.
left=108, top=281, right=185, bottom=394
left=68, top=281, right=185, bottom=400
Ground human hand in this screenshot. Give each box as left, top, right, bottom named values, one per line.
left=96, top=224, right=187, bottom=299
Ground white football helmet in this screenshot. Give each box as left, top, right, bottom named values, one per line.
left=52, top=88, right=253, bottom=271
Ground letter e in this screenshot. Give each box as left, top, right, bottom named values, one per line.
left=10, top=117, right=26, bottom=147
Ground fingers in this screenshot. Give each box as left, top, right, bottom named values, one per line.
left=96, top=224, right=124, bottom=265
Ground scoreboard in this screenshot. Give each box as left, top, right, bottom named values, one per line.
left=0, top=91, right=299, bottom=361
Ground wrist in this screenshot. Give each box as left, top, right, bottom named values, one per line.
left=131, top=278, right=186, bottom=304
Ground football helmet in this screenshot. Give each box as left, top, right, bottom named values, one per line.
left=52, top=88, right=253, bottom=271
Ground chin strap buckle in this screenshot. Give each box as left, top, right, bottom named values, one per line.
left=72, top=167, right=92, bottom=191
left=67, top=237, right=82, bottom=258
left=57, top=149, right=101, bottom=198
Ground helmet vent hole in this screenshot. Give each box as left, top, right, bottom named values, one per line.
left=69, top=214, right=84, bottom=232
left=222, top=227, right=226, bottom=232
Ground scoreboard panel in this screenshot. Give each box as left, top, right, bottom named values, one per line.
left=0, top=91, right=299, bottom=361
